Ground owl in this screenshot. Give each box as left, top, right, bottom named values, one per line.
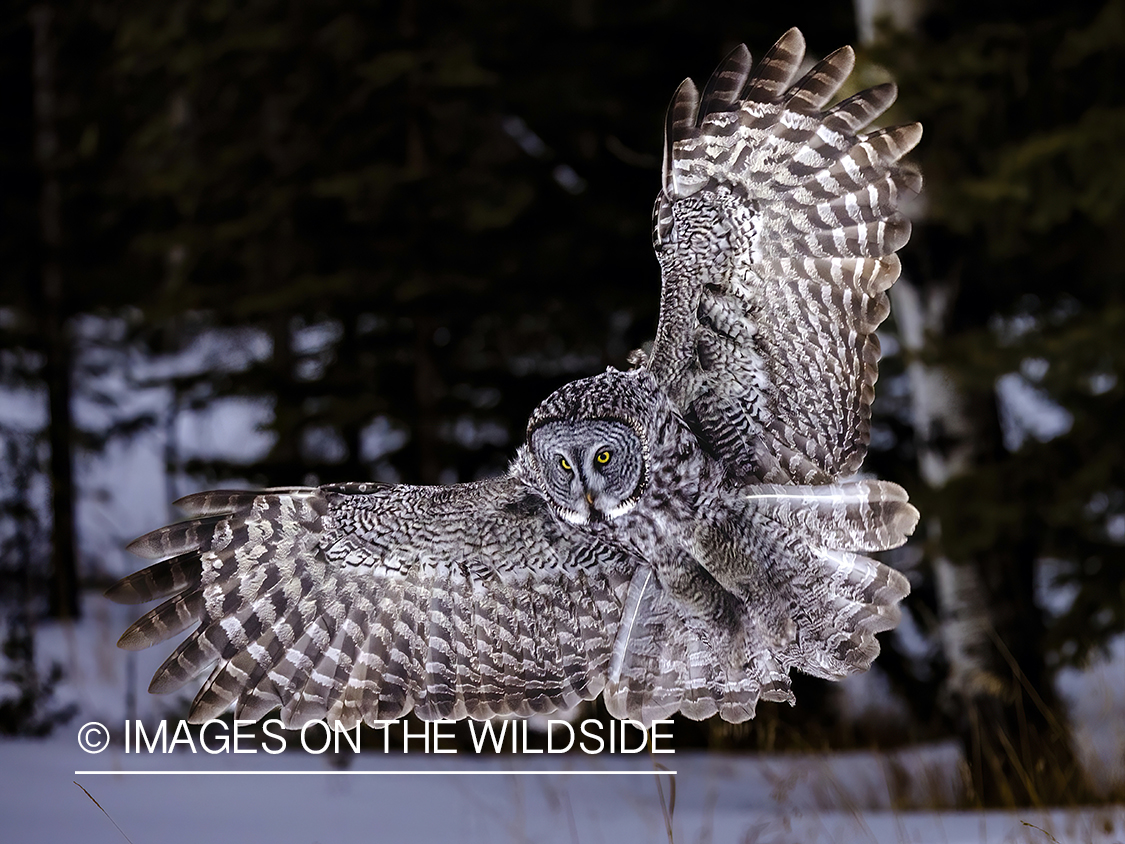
left=109, top=29, right=922, bottom=727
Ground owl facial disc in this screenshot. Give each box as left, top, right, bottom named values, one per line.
left=529, top=419, right=646, bottom=525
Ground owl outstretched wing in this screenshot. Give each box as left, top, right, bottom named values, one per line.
left=107, top=476, right=636, bottom=728
left=108, top=31, right=921, bottom=731
left=646, top=28, right=922, bottom=483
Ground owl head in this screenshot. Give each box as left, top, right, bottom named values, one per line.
left=525, top=369, right=656, bottom=525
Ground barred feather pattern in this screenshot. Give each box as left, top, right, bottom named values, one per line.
left=113, top=481, right=634, bottom=728
left=601, top=475, right=916, bottom=724
left=648, top=27, right=923, bottom=483
left=108, top=30, right=920, bottom=729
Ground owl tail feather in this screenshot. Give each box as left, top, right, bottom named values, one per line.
left=603, top=578, right=796, bottom=725
left=737, top=479, right=916, bottom=680
left=604, top=558, right=811, bottom=725
left=604, top=568, right=712, bottom=725
left=604, top=479, right=916, bottom=725
left=608, top=567, right=653, bottom=684
left=742, top=479, right=919, bottom=552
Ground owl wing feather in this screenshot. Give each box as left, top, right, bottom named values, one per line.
left=109, top=30, right=920, bottom=729
left=605, top=478, right=916, bottom=724
left=108, top=477, right=636, bottom=728
left=647, top=28, right=922, bottom=482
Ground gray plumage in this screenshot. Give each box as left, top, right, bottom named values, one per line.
left=109, top=28, right=921, bottom=727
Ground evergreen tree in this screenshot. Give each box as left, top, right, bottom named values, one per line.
left=872, top=0, right=1125, bottom=804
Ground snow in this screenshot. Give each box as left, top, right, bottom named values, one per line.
left=995, top=371, right=1074, bottom=452
left=1057, top=635, right=1125, bottom=798
left=3, top=602, right=1120, bottom=844
left=3, top=733, right=1123, bottom=844
left=3, top=318, right=1123, bottom=840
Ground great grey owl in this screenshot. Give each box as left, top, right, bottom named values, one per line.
left=109, top=28, right=922, bottom=726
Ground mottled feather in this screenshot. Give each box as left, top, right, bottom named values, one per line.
left=108, top=30, right=919, bottom=729
left=649, top=30, right=922, bottom=484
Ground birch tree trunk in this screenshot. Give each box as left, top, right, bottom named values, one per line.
left=895, top=279, right=999, bottom=700
left=895, top=277, right=1085, bottom=805
left=855, top=0, right=1087, bottom=803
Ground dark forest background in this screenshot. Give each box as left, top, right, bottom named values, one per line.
left=1, top=0, right=1122, bottom=808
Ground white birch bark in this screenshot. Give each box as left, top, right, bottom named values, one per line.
left=894, top=279, right=1003, bottom=698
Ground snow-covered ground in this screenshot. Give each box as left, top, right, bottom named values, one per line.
left=3, top=321, right=1124, bottom=841
left=0, top=600, right=1120, bottom=844
left=3, top=731, right=1124, bottom=844
left=31, top=593, right=1125, bottom=800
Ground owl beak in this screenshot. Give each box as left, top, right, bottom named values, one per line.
left=583, top=492, right=606, bottom=524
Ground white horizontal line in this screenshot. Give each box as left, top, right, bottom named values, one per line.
left=75, top=770, right=676, bottom=776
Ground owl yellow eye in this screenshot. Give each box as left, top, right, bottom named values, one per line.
left=596, top=449, right=611, bottom=464
left=559, top=457, right=572, bottom=472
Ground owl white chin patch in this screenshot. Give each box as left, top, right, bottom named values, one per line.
left=606, top=499, right=638, bottom=519
left=558, top=507, right=589, bottom=525
left=106, top=29, right=920, bottom=731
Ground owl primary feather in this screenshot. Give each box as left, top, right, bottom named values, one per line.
left=109, top=28, right=921, bottom=727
